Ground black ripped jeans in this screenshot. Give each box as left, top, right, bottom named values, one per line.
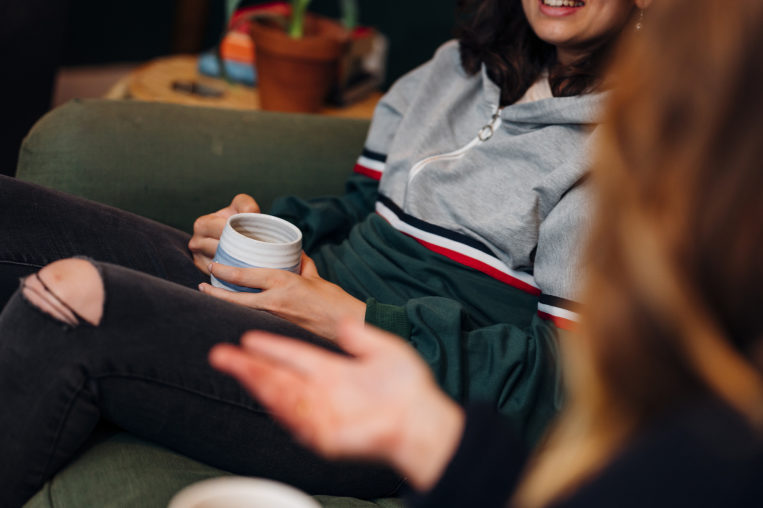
left=0, top=176, right=401, bottom=507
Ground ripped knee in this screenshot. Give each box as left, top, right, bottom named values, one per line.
left=21, top=258, right=105, bottom=327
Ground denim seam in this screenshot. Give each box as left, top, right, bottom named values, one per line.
left=0, top=259, right=45, bottom=269
left=37, top=382, right=88, bottom=487
left=90, top=372, right=271, bottom=415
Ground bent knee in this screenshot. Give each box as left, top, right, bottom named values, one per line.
left=22, top=258, right=105, bottom=326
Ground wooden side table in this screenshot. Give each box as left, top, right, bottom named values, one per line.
left=110, top=55, right=381, bottom=119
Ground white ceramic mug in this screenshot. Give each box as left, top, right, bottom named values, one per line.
left=211, top=213, right=303, bottom=292
left=167, top=477, right=321, bottom=508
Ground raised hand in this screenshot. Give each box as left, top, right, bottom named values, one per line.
left=199, top=253, right=366, bottom=341
left=188, top=194, right=260, bottom=274
left=209, top=321, right=465, bottom=490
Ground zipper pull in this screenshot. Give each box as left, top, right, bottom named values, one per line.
left=478, top=107, right=503, bottom=142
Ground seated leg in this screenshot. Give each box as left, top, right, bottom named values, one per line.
left=0, top=261, right=400, bottom=508
left=0, top=175, right=205, bottom=313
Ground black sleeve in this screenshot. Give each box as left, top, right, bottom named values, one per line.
left=551, top=401, right=763, bottom=508
left=405, top=404, right=529, bottom=508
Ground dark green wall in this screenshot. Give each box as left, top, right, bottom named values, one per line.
left=61, top=0, right=457, bottom=87
left=310, top=0, right=458, bottom=87
left=61, top=0, right=225, bottom=66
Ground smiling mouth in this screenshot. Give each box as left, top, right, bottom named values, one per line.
left=541, top=0, right=586, bottom=7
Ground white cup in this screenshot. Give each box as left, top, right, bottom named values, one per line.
left=211, top=213, right=303, bottom=292
left=167, top=477, right=321, bottom=508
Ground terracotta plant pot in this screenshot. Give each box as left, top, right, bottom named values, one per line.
left=250, top=15, right=349, bottom=113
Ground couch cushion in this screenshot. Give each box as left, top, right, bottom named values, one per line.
left=24, top=432, right=402, bottom=508
left=17, top=100, right=369, bottom=232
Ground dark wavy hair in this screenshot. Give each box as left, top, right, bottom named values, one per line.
left=458, top=0, right=632, bottom=105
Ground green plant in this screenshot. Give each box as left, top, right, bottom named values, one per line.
left=288, top=0, right=312, bottom=38
left=288, top=0, right=357, bottom=38
left=340, top=0, right=358, bottom=30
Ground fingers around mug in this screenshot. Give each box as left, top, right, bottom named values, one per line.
left=299, top=253, right=319, bottom=278
left=208, top=263, right=284, bottom=290
left=230, top=193, right=260, bottom=214
left=192, top=213, right=228, bottom=240
left=192, top=252, right=214, bottom=275
left=188, top=236, right=220, bottom=259
left=198, top=282, right=263, bottom=309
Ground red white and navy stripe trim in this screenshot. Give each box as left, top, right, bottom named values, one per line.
left=354, top=148, right=386, bottom=181
left=537, top=294, right=581, bottom=331
left=364, top=161, right=583, bottom=330
left=375, top=194, right=582, bottom=330
left=375, top=194, right=541, bottom=295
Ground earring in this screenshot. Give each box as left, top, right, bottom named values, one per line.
left=635, top=9, right=644, bottom=32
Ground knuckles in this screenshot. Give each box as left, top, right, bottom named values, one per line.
left=192, top=215, right=209, bottom=233
left=233, top=193, right=259, bottom=212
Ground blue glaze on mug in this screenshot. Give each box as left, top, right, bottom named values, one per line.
left=211, top=246, right=301, bottom=293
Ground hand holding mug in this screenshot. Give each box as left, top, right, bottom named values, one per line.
left=200, top=253, right=366, bottom=341
left=198, top=213, right=364, bottom=340
left=189, top=193, right=260, bottom=274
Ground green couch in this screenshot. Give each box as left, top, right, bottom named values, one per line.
left=17, top=99, right=403, bottom=508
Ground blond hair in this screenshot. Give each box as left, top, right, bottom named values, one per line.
left=515, top=0, right=763, bottom=505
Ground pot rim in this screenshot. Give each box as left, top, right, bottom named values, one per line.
left=250, top=15, right=349, bottom=61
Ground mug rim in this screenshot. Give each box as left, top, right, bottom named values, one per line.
left=227, top=213, right=302, bottom=249
left=167, top=476, right=321, bottom=508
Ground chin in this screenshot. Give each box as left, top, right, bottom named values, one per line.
left=533, top=26, right=582, bottom=47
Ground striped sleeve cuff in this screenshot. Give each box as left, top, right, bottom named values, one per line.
left=353, top=148, right=386, bottom=181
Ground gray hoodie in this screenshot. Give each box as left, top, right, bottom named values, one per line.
left=356, top=40, right=603, bottom=325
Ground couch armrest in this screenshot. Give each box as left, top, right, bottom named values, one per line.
left=16, top=99, right=370, bottom=232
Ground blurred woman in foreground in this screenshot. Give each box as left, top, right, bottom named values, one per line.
left=212, top=0, right=763, bottom=505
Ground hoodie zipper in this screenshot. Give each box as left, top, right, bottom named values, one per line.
left=405, top=107, right=503, bottom=203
